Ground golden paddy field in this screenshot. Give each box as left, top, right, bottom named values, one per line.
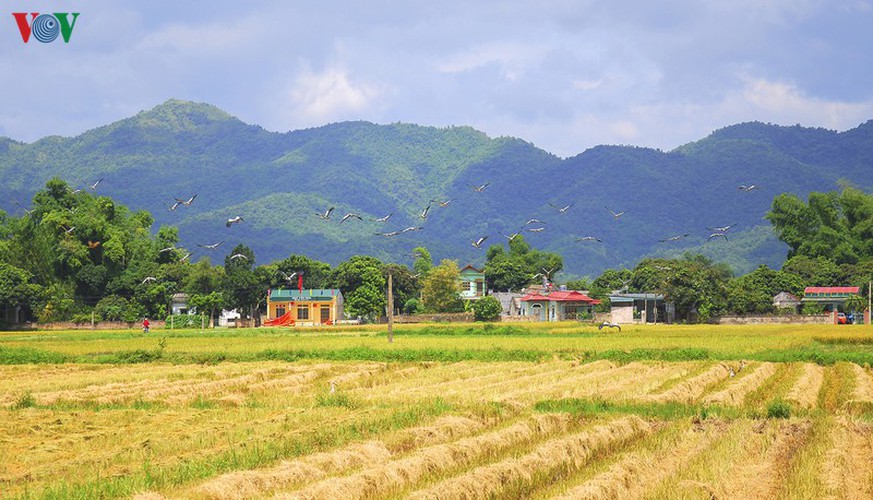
left=2, top=322, right=873, bottom=499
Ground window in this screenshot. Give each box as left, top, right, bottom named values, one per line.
left=297, top=305, right=309, bottom=320
left=321, top=306, right=331, bottom=323
left=476, top=280, right=484, bottom=295
left=276, top=306, right=285, bottom=317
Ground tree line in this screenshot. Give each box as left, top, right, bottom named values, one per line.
left=1, top=179, right=871, bottom=327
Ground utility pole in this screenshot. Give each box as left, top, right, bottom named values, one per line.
left=868, top=280, right=872, bottom=326
left=387, top=271, right=394, bottom=343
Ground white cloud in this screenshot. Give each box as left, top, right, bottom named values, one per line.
left=723, top=75, right=873, bottom=130
left=288, top=65, right=383, bottom=124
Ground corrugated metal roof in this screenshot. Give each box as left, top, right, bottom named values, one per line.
left=804, top=287, right=860, bottom=294
left=269, top=289, right=341, bottom=301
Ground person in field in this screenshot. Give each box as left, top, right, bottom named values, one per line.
left=142, top=317, right=150, bottom=333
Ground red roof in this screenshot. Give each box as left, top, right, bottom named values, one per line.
left=520, top=290, right=599, bottom=304
left=520, top=293, right=550, bottom=302
left=804, top=286, right=860, bottom=294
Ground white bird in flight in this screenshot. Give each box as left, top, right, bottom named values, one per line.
left=226, top=216, right=244, bottom=227
left=549, top=202, right=573, bottom=214
left=141, top=276, right=157, bottom=285
left=316, top=206, right=335, bottom=220
left=659, top=234, right=689, bottom=242
left=738, top=184, right=759, bottom=192
left=707, top=224, right=737, bottom=233
left=229, top=253, right=248, bottom=260
left=708, top=232, right=728, bottom=241
left=197, top=241, right=223, bottom=250
left=419, top=205, right=431, bottom=220
left=471, top=236, right=488, bottom=248
left=606, top=207, right=627, bottom=220
left=575, top=236, right=602, bottom=242
left=340, top=213, right=363, bottom=224
left=470, top=183, right=490, bottom=193
left=90, top=178, right=103, bottom=190
left=175, top=194, right=197, bottom=206
left=372, top=213, right=392, bottom=222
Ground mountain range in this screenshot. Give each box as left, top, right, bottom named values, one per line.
left=1, top=99, right=871, bottom=278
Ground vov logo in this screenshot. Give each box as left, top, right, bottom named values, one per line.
left=12, top=12, right=80, bottom=43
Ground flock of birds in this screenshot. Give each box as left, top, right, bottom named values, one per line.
left=12, top=173, right=761, bottom=287
left=306, top=180, right=756, bottom=254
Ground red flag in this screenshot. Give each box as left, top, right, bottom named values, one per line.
left=298, top=274, right=303, bottom=294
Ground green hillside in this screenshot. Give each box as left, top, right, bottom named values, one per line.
left=1, top=100, right=870, bottom=277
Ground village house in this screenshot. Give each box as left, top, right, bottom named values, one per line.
left=265, top=288, right=344, bottom=326
left=458, top=265, right=486, bottom=300
left=772, top=291, right=801, bottom=312
left=801, top=286, right=860, bottom=312
left=490, top=291, right=524, bottom=317
left=519, top=288, right=600, bottom=321
left=608, top=292, right=674, bottom=324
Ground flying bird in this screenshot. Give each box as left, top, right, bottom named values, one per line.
left=70, top=188, right=83, bottom=195
left=279, top=271, right=297, bottom=284
left=708, top=232, right=728, bottom=241
left=598, top=322, right=622, bottom=332
left=527, top=227, right=546, bottom=232
left=87, top=240, right=101, bottom=249
left=226, top=216, right=244, bottom=227
left=431, top=199, right=452, bottom=208
left=471, top=236, right=488, bottom=248
left=340, top=213, right=363, bottom=224
left=470, top=183, right=490, bottom=193
left=606, top=207, right=627, bottom=220
left=524, top=218, right=546, bottom=226
left=169, top=201, right=181, bottom=211
left=179, top=252, right=191, bottom=262
left=158, top=246, right=177, bottom=253
left=659, top=234, right=690, bottom=242
left=419, top=205, right=431, bottom=220
left=376, top=230, right=402, bottom=237
left=549, top=202, right=573, bottom=214
left=62, top=226, right=75, bottom=234
left=90, top=178, right=103, bottom=190
left=372, top=213, right=393, bottom=222
left=229, top=253, right=248, bottom=261
left=737, top=184, right=759, bottom=192
left=175, top=194, right=197, bottom=206
left=499, top=231, right=520, bottom=241
left=400, top=226, right=423, bottom=233
left=575, top=236, right=602, bottom=243
left=316, top=206, right=335, bottom=220
left=141, top=276, right=157, bottom=285
left=707, top=224, right=737, bottom=233
left=197, top=241, right=223, bottom=250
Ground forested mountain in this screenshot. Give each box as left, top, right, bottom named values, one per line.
left=1, top=99, right=870, bottom=277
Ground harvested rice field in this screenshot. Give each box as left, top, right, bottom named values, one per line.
left=2, top=322, right=873, bottom=498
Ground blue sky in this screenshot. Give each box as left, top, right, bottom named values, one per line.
left=2, top=1, right=873, bottom=157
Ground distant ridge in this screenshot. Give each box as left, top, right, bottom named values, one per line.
left=1, top=99, right=870, bottom=277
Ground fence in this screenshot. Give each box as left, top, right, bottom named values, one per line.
left=715, top=314, right=832, bottom=325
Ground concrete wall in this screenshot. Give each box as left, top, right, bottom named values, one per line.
left=716, top=314, right=832, bottom=325
left=394, top=312, right=474, bottom=323
left=34, top=321, right=167, bottom=330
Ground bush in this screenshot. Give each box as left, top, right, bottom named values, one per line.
left=767, top=399, right=792, bottom=419
left=403, top=298, right=424, bottom=315
left=471, top=296, right=502, bottom=322
left=165, top=314, right=200, bottom=329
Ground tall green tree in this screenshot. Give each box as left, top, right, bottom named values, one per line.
left=222, top=244, right=260, bottom=320
left=332, top=256, right=385, bottom=320
left=421, top=260, right=464, bottom=313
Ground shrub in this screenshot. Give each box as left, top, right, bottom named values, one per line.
left=471, top=296, right=502, bottom=322
left=403, top=298, right=424, bottom=315
left=767, top=399, right=791, bottom=419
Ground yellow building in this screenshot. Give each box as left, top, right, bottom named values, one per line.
left=265, top=288, right=344, bottom=326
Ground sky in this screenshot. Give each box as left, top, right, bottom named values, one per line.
left=2, top=0, right=873, bottom=157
